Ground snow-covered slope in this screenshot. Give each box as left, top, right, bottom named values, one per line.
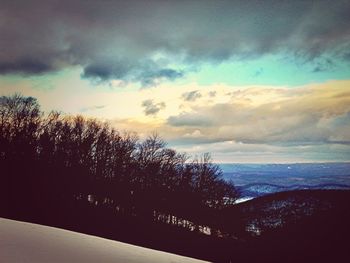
left=0, top=218, right=209, bottom=263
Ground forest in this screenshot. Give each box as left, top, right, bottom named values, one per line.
left=0, top=94, right=238, bottom=237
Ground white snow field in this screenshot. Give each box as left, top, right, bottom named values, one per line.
left=0, top=218, right=210, bottom=263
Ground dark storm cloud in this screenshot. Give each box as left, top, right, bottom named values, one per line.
left=138, top=68, right=184, bottom=87
left=0, top=59, right=53, bottom=75
left=142, top=99, right=166, bottom=116
left=82, top=58, right=183, bottom=86
left=1, top=0, right=350, bottom=83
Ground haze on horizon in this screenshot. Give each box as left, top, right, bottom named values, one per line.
left=1, top=0, right=350, bottom=163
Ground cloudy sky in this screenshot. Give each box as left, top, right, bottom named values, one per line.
left=1, top=0, right=350, bottom=163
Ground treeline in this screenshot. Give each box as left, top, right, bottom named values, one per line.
left=0, top=94, right=238, bottom=232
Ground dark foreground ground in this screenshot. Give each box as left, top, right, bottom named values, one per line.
left=2, top=190, right=350, bottom=263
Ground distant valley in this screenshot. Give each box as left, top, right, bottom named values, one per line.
left=219, top=163, right=350, bottom=201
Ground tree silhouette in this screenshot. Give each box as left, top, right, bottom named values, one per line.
left=0, top=93, right=239, bottom=235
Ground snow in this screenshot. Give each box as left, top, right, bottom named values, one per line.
left=234, top=196, right=254, bottom=204
left=0, top=218, right=209, bottom=263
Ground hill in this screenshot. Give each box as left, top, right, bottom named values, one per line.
left=218, top=190, right=350, bottom=262
left=0, top=217, right=209, bottom=263
left=2, top=190, right=349, bottom=262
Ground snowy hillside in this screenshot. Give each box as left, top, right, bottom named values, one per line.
left=0, top=218, right=209, bottom=263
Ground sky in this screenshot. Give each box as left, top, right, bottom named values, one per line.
left=1, top=0, right=350, bottom=163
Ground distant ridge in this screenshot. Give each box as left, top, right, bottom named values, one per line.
left=219, top=162, right=350, bottom=201
left=237, top=183, right=350, bottom=199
